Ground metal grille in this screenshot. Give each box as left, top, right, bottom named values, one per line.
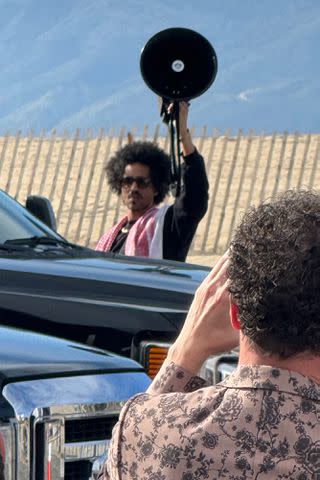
left=65, top=415, right=118, bottom=442
left=35, top=423, right=44, bottom=480
left=65, top=460, right=93, bottom=480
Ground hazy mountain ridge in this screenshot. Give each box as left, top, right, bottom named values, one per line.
left=0, top=0, right=318, bottom=134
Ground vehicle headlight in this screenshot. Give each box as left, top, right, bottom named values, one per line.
left=0, top=424, right=15, bottom=480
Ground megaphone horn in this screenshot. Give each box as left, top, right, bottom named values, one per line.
left=140, top=27, right=218, bottom=101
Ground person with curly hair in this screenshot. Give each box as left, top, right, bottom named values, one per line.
left=99, top=189, right=320, bottom=480
left=228, top=189, right=320, bottom=359
left=96, top=102, right=208, bottom=261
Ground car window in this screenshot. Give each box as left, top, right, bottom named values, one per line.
left=0, top=191, right=61, bottom=243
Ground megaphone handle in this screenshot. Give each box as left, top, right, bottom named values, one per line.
left=168, top=108, right=182, bottom=197
left=174, top=102, right=182, bottom=197
left=169, top=119, right=176, bottom=179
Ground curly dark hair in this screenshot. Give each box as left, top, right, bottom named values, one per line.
left=228, top=189, right=320, bottom=359
left=105, top=141, right=171, bottom=205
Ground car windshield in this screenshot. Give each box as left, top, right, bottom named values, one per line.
left=0, top=190, right=62, bottom=244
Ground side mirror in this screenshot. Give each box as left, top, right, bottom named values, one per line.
left=26, top=195, right=57, bottom=231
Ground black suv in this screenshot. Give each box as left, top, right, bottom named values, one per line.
left=0, top=189, right=213, bottom=377
left=0, top=190, right=239, bottom=480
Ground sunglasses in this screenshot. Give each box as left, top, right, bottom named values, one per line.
left=121, top=176, right=152, bottom=189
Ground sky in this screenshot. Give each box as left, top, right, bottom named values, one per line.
left=0, top=0, right=318, bottom=135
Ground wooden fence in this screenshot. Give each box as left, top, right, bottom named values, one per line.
left=0, top=127, right=319, bottom=256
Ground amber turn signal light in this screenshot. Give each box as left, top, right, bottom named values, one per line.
left=138, top=342, right=170, bottom=379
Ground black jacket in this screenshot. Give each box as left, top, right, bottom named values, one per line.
left=162, top=149, right=208, bottom=261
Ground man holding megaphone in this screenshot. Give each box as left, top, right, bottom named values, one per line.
left=96, top=101, right=208, bottom=261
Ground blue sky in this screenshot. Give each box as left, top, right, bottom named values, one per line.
left=0, top=0, right=318, bottom=134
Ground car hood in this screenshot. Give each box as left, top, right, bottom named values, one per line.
left=0, top=252, right=209, bottom=311
left=0, top=251, right=209, bottom=292
left=0, top=325, right=143, bottom=384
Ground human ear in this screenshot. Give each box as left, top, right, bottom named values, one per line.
left=230, top=302, right=241, bottom=330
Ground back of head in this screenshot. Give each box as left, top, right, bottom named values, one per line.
left=228, top=190, right=320, bottom=358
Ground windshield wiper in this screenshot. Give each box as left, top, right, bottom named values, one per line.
left=0, top=243, right=27, bottom=252
left=4, top=236, right=82, bottom=249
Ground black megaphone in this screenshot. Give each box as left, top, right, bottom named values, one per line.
left=140, top=27, right=218, bottom=101
left=140, top=28, right=218, bottom=197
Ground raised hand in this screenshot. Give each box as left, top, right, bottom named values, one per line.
left=167, top=251, right=239, bottom=375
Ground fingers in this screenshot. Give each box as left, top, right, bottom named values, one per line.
left=194, top=252, right=229, bottom=310
left=167, top=102, right=174, bottom=114
left=194, top=253, right=229, bottom=309
left=208, top=260, right=229, bottom=290
left=166, top=101, right=190, bottom=125
left=218, top=278, right=231, bottom=301
left=201, top=250, right=229, bottom=287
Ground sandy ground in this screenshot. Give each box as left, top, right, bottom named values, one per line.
left=0, top=130, right=319, bottom=266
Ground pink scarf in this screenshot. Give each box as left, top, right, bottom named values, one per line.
left=96, top=206, right=169, bottom=258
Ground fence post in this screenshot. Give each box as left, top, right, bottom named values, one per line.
left=213, top=129, right=242, bottom=253
left=271, top=131, right=288, bottom=198
left=13, top=130, right=34, bottom=200
left=56, top=128, right=81, bottom=226
left=309, top=135, right=320, bottom=188
left=259, top=132, right=277, bottom=203
left=163, top=127, right=170, bottom=153
left=74, top=128, right=104, bottom=244
left=64, top=129, right=93, bottom=240
left=0, top=132, right=9, bottom=180
left=5, top=130, right=22, bottom=193
left=297, top=134, right=311, bottom=188
left=190, top=127, right=218, bottom=254
left=204, top=128, right=219, bottom=169
left=26, top=129, right=45, bottom=197
left=142, top=125, right=149, bottom=140
left=225, top=129, right=254, bottom=247
left=86, top=128, right=113, bottom=245
left=198, top=125, right=207, bottom=154
left=285, top=131, right=300, bottom=191
left=245, top=132, right=264, bottom=211
left=98, top=130, right=121, bottom=241
left=85, top=128, right=114, bottom=247
left=153, top=124, right=160, bottom=143
left=112, top=127, right=126, bottom=226
left=48, top=130, right=69, bottom=203
left=201, top=129, right=231, bottom=252
left=39, top=129, right=57, bottom=196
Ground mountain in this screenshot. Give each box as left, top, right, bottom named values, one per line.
left=0, top=0, right=318, bottom=134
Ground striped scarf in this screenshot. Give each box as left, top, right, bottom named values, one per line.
left=96, top=205, right=169, bottom=259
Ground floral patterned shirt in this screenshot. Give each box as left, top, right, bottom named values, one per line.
left=100, top=361, right=320, bottom=480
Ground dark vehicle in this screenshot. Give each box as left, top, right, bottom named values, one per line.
left=0, top=189, right=212, bottom=377
left=0, top=324, right=150, bottom=480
